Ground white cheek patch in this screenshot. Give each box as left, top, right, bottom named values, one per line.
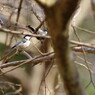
left=25, top=36, right=31, bottom=40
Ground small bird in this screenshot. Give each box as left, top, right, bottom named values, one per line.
left=7, top=35, right=31, bottom=52
left=27, top=25, right=48, bottom=40
left=37, top=29, right=47, bottom=40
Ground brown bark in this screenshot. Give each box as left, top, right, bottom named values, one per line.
left=35, top=0, right=86, bottom=95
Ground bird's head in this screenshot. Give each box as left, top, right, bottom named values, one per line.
left=24, top=35, right=31, bottom=40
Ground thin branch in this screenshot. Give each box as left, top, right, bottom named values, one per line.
left=27, top=18, right=46, bottom=34
left=0, top=54, right=54, bottom=76
left=0, top=27, right=50, bottom=39
left=72, top=46, right=95, bottom=53
left=73, top=25, right=95, bottom=88
left=72, top=25, right=95, bottom=35
left=31, top=7, right=42, bottom=22
left=21, top=50, right=32, bottom=59
left=37, top=60, right=54, bottom=95
left=4, top=51, right=19, bottom=63
left=31, top=40, right=44, bottom=55
left=70, top=40, right=95, bottom=48
left=75, top=61, right=95, bottom=74
left=15, top=0, right=23, bottom=26
left=0, top=49, right=16, bottom=61
left=0, top=53, right=54, bottom=69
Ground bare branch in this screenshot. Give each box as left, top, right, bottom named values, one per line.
left=70, top=40, right=95, bottom=48
left=0, top=53, right=54, bottom=69
left=0, top=27, right=50, bottom=39
left=72, top=46, right=95, bottom=53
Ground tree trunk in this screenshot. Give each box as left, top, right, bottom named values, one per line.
left=35, top=0, right=86, bottom=95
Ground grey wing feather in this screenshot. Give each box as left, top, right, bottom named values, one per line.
left=6, top=42, right=21, bottom=52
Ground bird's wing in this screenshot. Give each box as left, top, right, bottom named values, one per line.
left=6, top=42, right=21, bottom=52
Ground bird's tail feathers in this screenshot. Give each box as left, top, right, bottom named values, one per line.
left=6, top=45, right=16, bottom=52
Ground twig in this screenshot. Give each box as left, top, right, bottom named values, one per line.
left=0, top=53, right=54, bottom=69
left=4, top=51, right=19, bottom=63
left=31, top=40, right=44, bottom=55
left=72, top=25, right=95, bottom=35
left=27, top=19, right=46, bottom=34
left=15, top=0, right=23, bottom=27
left=75, top=61, right=95, bottom=74
left=70, top=40, right=95, bottom=48
left=31, top=8, right=42, bottom=22
left=37, top=60, right=54, bottom=95
left=0, top=27, right=50, bottom=39
left=0, top=49, right=16, bottom=61
left=73, top=26, right=95, bottom=88
left=21, top=50, right=32, bottom=59
left=35, top=18, right=46, bottom=33
left=72, top=46, right=95, bottom=53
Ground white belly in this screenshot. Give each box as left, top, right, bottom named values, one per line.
left=18, top=41, right=30, bottom=49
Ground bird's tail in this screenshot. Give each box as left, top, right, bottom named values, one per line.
left=6, top=45, right=16, bottom=52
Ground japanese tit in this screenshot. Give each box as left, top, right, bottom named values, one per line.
left=27, top=25, right=47, bottom=40
left=7, top=35, right=31, bottom=52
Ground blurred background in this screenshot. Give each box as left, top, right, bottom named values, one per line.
left=0, top=0, right=95, bottom=95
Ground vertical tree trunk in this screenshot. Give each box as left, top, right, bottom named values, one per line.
left=35, top=0, right=86, bottom=95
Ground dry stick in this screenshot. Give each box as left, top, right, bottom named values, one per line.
left=21, top=50, right=32, bottom=59
left=37, top=60, right=54, bottom=95
left=3, top=22, right=30, bottom=31
left=2, top=50, right=32, bottom=67
left=0, top=81, right=21, bottom=87
left=75, top=58, right=95, bottom=88
left=1, top=54, right=52, bottom=76
left=74, top=52, right=95, bottom=74
left=71, top=46, right=95, bottom=53
left=31, top=8, right=42, bottom=22
left=27, top=19, right=46, bottom=34
left=9, top=0, right=23, bottom=50
left=0, top=56, right=42, bottom=76
left=0, top=54, right=54, bottom=76
left=14, top=0, right=23, bottom=42
left=31, top=7, right=46, bottom=29
left=91, top=0, right=95, bottom=20
left=70, top=40, right=95, bottom=48
left=35, top=18, right=46, bottom=33
left=0, top=52, right=54, bottom=69
left=75, top=61, right=95, bottom=74
left=6, top=9, right=17, bottom=48
left=38, top=38, right=49, bottom=94
left=40, top=39, right=49, bottom=94
left=3, top=50, right=31, bottom=64
left=4, top=10, right=13, bottom=49
left=73, top=26, right=95, bottom=88
left=85, top=80, right=92, bottom=89
left=4, top=51, right=19, bottom=63
left=75, top=61, right=93, bottom=89
left=76, top=54, right=93, bottom=65
left=31, top=40, right=44, bottom=55
left=0, top=28, right=50, bottom=39
left=0, top=48, right=16, bottom=61
left=5, top=33, right=9, bottom=49
left=73, top=25, right=95, bottom=35
left=15, top=0, right=23, bottom=26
